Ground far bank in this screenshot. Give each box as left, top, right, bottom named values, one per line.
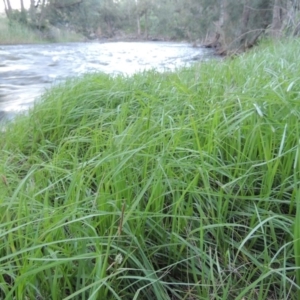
left=0, top=16, right=84, bottom=45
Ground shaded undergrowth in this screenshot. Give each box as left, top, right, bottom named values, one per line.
left=0, top=38, right=300, bottom=299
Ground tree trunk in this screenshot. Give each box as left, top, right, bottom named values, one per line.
left=5, top=0, right=12, bottom=11
left=216, top=0, right=228, bottom=51
left=271, top=0, right=284, bottom=38
left=20, top=0, right=25, bottom=12
left=240, top=0, right=251, bottom=48
left=3, top=0, right=12, bottom=18
left=2, top=0, right=8, bottom=17
left=37, top=0, right=47, bottom=30
left=29, top=0, right=36, bottom=21
left=241, top=0, right=250, bottom=33
left=219, top=0, right=228, bottom=28
left=18, top=0, right=28, bottom=23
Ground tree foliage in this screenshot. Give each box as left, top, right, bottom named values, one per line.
left=3, top=0, right=300, bottom=50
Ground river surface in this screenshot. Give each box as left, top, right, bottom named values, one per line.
left=0, top=42, right=213, bottom=121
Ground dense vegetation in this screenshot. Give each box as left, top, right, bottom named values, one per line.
left=3, top=0, right=300, bottom=52
left=0, top=38, right=300, bottom=299
left=0, top=16, right=82, bottom=44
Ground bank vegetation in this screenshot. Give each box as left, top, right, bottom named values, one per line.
left=0, top=15, right=82, bottom=44
left=0, top=38, right=300, bottom=299
left=2, top=0, right=300, bottom=53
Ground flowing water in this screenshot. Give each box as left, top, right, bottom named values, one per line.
left=0, top=41, right=213, bottom=122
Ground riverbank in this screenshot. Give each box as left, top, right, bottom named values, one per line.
left=0, top=17, right=83, bottom=45
left=0, top=15, right=194, bottom=46
left=0, top=17, right=186, bottom=46
left=1, top=38, right=300, bottom=299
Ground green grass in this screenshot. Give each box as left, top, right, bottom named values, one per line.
left=0, top=17, right=44, bottom=44
left=1, top=38, right=300, bottom=299
left=0, top=16, right=82, bottom=45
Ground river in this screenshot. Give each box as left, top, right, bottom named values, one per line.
left=0, top=42, right=213, bottom=122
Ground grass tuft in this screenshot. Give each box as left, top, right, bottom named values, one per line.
left=1, top=38, right=300, bottom=299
